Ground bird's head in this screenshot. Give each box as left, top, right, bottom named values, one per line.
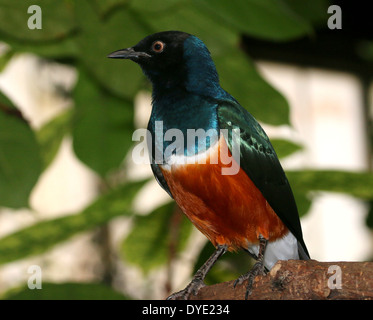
left=108, top=31, right=221, bottom=97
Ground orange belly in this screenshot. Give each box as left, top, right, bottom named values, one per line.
left=160, top=137, right=288, bottom=251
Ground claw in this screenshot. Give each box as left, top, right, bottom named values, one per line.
left=166, top=245, right=227, bottom=300
left=166, top=279, right=205, bottom=300
left=234, top=261, right=266, bottom=299
left=234, top=235, right=268, bottom=299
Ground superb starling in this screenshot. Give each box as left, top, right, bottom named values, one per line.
left=108, top=31, right=309, bottom=300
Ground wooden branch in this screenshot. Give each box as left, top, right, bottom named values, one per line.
left=189, top=260, right=373, bottom=300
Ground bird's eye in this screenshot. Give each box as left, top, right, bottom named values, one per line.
left=152, top=41, right=165, bottom=53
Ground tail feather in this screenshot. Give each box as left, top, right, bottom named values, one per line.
left=298, top=241, right=310, bottom=260
left=246, top=231, right=309, bottom=270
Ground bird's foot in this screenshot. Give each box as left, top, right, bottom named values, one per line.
left=167, top=245, right=227, bottom=300
left=234, top=261, right=266, bottom=299
left=166, top=278, right=206, bottom=300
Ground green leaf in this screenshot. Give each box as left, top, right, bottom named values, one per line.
left=137, top=1, right=238, bottom=55
left=5, top=36, right=79, bottom=60
left=36, top=108, right=73, bottom=171
left=91, top=0, right=129, bottom=16
left=0, top=89, right=18, bottom=113
left=0, top=0, right=76, bottom=42
left=72, top=70, right=134, bottom=177
left=3, top=282, right=130, bottom=300
left=271, top=139, right=302, bottom=159
left=0, top=47, right=14, bottom=72
left=291, top=188, right=312, bottom=218
left=194, top=0, right=312, bottom=41
left=283, top=0, right=330, bottom=28
left=129, top=0, right=184, bottom=13
left=287, top=170, right=373, bottom=217
left=287, top=170, right=373, bottom=200
left=0, top=93, right=42, bottom=208
left=122, top=203, right=193, bottom=273
left=215, top=49, right=290, bottom=125
left=0, top=179, right=147, bottom=265
left=73, top=0, right=149, bottom=99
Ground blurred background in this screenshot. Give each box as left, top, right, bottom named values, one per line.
left=0, top=0, right=372, bottom=299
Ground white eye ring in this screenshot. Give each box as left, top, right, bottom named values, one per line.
left=152, top=41, right=165, bottom=53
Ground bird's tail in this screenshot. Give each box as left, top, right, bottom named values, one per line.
left=297, top=242, right=310, bottom=260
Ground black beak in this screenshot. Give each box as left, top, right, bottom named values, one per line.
left=107, top=47, right=151, bottom=60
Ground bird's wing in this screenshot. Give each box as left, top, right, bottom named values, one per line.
left=217, top=99, right=309, bottom=258
left=146, top=121, right=173, bottom=198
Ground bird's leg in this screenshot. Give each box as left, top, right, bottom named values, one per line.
left=166, top=244, right=227, bottom=300
left=234, top=235, right=268, bottom=299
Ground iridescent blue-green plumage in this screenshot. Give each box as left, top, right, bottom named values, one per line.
left=108, top=31, right=309, bottom=265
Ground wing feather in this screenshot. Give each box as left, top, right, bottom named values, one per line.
left=217, top=100, right=309, bottom=258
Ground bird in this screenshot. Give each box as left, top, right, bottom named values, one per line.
left=108, top=31, right=310, bottom=300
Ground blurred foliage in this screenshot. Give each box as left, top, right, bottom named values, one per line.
left=0, top=0, right=372, bottom=300
left=3, top=282, right=129, bottom=300
left=36, top=108, right=73, bottom=170
left=0, top=93, right=42, bottom=207
left=0, top=179, right=146, bottom=265
left=121, top=202, right=193, bottom=273
left=72, top=69, right=135, bottom=176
